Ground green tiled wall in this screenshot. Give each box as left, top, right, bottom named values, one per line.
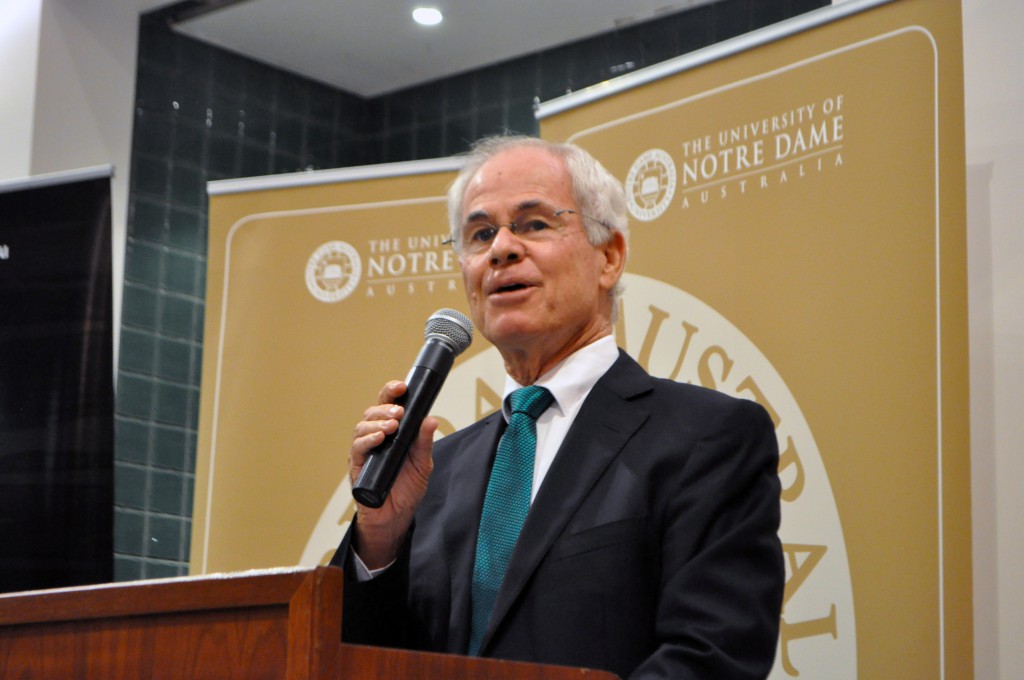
left=115, top=11, right=373, bottom=579
left=115, top=0, right=829, bottom=580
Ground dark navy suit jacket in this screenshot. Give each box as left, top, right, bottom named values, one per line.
left=332, top=350, right=783, bottom=679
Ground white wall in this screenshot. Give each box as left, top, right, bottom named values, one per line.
left=961, top=3, right=1024, bottom=678
left=0, top=0, right=43, bottom=179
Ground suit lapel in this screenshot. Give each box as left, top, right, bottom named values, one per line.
left=440, top=412, right=505, bottom=653
left=479, top=351, right=653, bottom=653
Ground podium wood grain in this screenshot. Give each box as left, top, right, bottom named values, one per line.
left=0, top=567, right=618, bottom=679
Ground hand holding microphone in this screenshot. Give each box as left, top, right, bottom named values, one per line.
left=351, top=309, right=473, bottom=509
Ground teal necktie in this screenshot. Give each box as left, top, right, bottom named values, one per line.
left=469, top=385, right=554, bottom=656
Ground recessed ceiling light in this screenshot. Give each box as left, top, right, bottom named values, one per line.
left=412, top=7, right=443, bottom=26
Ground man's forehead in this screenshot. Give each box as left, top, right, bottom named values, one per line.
left=472, top=147, right=565, bottom=183
left=461, top=149, right=572, bottom=214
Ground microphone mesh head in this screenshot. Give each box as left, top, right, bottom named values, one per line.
left=425, top=308, right=474, bottom=355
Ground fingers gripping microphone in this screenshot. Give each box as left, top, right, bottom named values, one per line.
left=352, top=309, right=474, bottom=508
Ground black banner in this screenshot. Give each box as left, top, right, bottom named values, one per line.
left=0, top=169, right=114, bottom=592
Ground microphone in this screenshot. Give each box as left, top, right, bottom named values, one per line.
left=352, top=308, right=474, bottom=508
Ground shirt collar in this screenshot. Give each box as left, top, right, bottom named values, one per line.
left=501, top=335, right=619, bottom=422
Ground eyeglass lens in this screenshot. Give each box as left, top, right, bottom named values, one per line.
left=461, top=205, right=577, bottom=254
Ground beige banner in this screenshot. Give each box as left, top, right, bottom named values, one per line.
left=191, top=160, right=496, bottom=574
left=538, top=0, right=969, bottom=678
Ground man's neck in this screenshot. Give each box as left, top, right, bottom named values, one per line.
left=500, top=325, right=613, bottom=385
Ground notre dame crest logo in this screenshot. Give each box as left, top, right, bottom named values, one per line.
left=305, top=241, right=361, bottom=303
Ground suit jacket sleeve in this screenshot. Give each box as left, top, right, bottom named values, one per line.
left=329, top=519, right=435, bottom=650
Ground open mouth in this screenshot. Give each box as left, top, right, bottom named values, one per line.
left=494, top=283, right=529, bottom=294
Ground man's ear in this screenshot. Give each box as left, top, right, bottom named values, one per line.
left=599, top=230, right=627, bottom=291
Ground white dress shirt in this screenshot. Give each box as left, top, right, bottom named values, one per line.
left=500, top=335, right=619, bottom=502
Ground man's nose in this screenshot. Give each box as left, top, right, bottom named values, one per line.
left=488, top=224, right=525, bottom=264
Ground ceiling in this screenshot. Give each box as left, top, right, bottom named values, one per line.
left=171, top=0, right=717, bottom=98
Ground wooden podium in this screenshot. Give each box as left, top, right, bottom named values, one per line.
left=0, top=566, right=619, bottom=679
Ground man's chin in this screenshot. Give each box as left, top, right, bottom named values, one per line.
left=479, top=316, right=543, bottom=349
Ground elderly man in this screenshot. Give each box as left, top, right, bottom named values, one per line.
left=331, top=135, right=783, bottom=679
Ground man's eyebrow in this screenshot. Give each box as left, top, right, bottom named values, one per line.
left=514, top=199, right=544, bottom=212
left=464, top=200, right=549, bottom=224
left=464, top=209, right=491, bottom=224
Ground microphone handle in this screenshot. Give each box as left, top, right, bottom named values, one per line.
left=351, top=340, right=454, bottom=508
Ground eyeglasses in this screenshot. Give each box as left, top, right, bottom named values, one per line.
left=446, top=204, right=612, bottom=257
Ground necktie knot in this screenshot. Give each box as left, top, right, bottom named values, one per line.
left=507, top=385, right=553, bottom=421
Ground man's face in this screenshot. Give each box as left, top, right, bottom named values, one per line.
left=458, top=146, right=624, bottom=369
